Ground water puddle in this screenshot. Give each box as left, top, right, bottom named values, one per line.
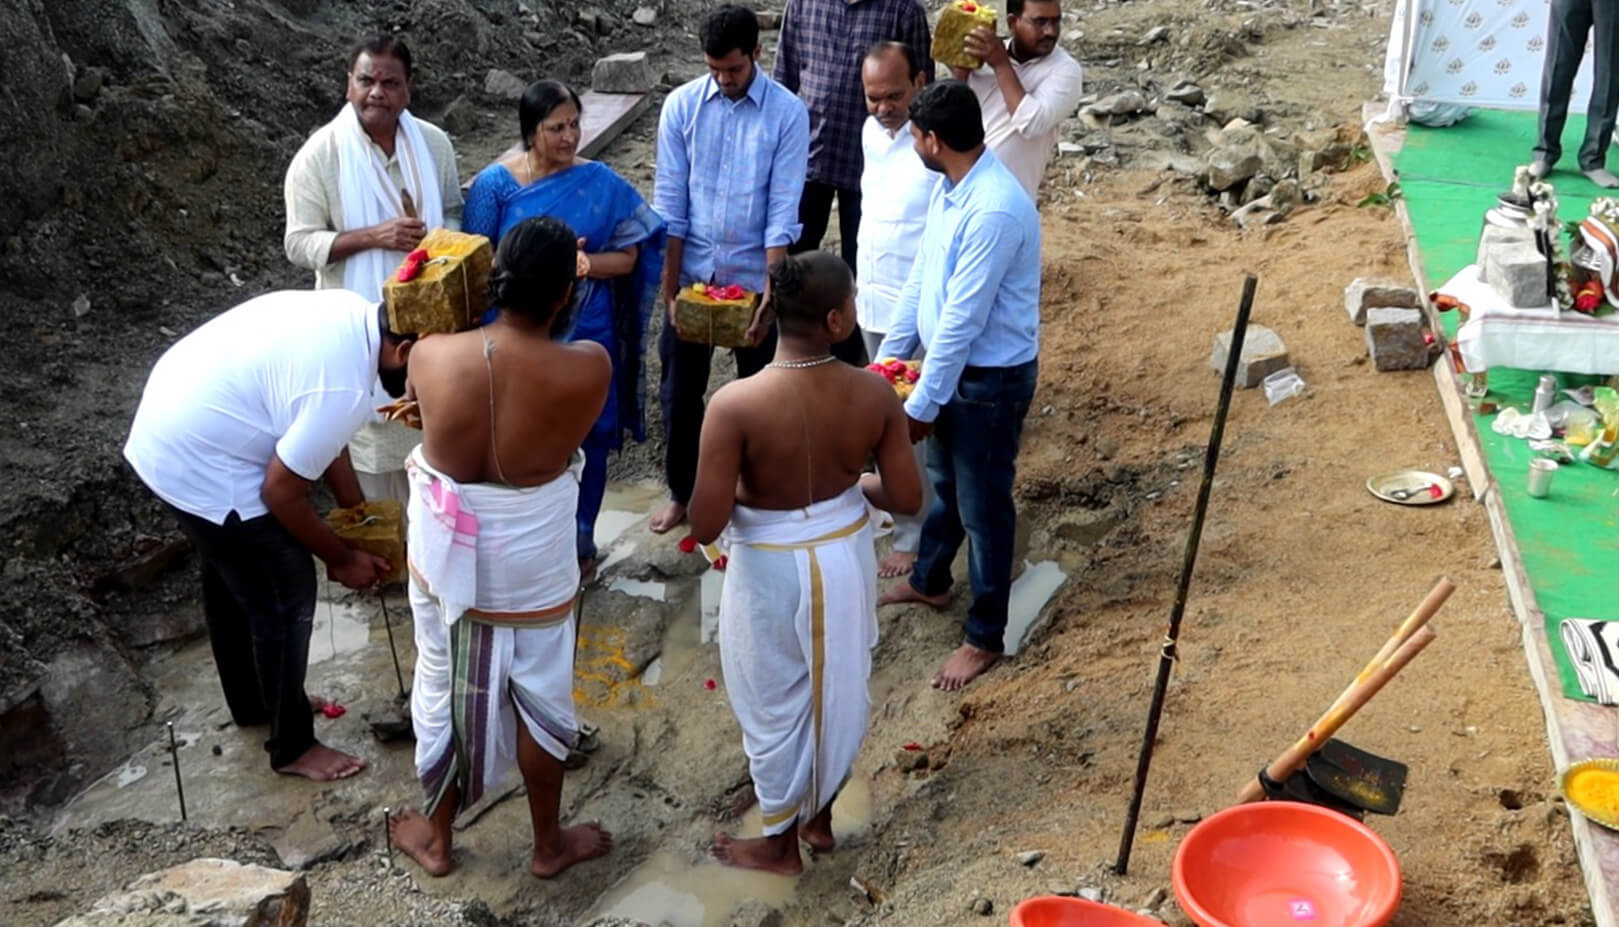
left=608, top=577, right=668, bottom=601
left=111, top=760, right=148, bottom=789
left=588, top=774, right=872, bottom=926
left=308, top=600, right=373, bottom=664
left=596, top=482, right=666, bottom=574
left=584, top=850, right=797, bottom=927
left=1004, top=560, right=1068, bottom=656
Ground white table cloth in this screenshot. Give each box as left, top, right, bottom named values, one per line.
left=1440, top=264, right=1619, bottom=374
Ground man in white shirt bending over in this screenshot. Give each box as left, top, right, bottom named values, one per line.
left=858, top=41, right=940, bottom=579
left=950, top=0, right=1083, bottom=198
left=124, top=290, right=415, bottom=781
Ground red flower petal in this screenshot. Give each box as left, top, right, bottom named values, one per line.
left=678, top=536, right=698, bottom=553
left=320, top=703, right=347, bottom=719
left=704, top=678, right=718, bottom=690
left=903, top=742, right=924, bottom=751
left=713, top=555, right=728, bottom=571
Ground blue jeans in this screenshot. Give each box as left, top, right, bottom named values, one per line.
left=909, top=360, right=1038, bottom=654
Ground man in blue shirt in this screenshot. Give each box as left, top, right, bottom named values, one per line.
left=651, top=5, right=811, bottom=534
left=876, top=80, right=1041, bottom=691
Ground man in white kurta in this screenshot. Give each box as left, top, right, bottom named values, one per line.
left=953, top=0, right=1084, bottom=198
left=283, top=34, right=464, bottom=506
left=856, top=43, right=940, bottom=579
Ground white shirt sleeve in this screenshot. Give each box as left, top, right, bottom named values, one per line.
left=1008, top=56, right=1085, bottom=140
left=274, top=388, right=372, bottom=481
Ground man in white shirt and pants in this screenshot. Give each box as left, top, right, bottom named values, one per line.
left=857, top=42, right=940, bottom=578
left=951, top=0, right=1084, bottom=198
left=124, top=290, right=415, bottom=781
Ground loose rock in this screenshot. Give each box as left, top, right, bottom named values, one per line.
left=73, top=67, right=105, bottom=103
left=54, top=858, right=309, bottom=927
left=1364, top=307, right=1430, bottom=371
left=632, top=6, right=658, bottom=25
left=971, top=897, right=994, bottom=916
left=1166, top=81, right=1206, bottom=107
left=1205, top=147, right=1262, bottom=192
left=1015, top=850, right=1046, bottom=866
left=1139, top=25, right=1170, bottom=44
left=592, top=51, right=654, bottom=94
left=484, top=68, right=527, bottom=101
left=1343, top=276, right=1420, bottom=326
left=1483, top=240, right=1549, bottom=307
left=1209, top=324, right=1290, bottom=388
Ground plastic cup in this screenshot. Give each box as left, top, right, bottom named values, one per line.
left=1527, top=458, right=1558, bottom=498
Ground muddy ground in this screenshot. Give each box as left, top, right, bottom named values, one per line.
left=0, top=0, right=1597, bottom=924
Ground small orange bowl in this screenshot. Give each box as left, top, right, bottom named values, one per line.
left=1010, top=896, right=1164, bottom=926
left=1172, top=801, right=1401, bottom=927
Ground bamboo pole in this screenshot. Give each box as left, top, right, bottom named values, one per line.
left=1333, top=577, right=1454, bottom=709
left=1236, top=625, right=1438, bottom=804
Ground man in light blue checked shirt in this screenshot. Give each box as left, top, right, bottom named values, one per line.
left=651, top=4, right=811, bottom=535
left=876, top=80, right=1041, bottom=692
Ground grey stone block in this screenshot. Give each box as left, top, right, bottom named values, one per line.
left=1209, top=323, right=1289, bottom=388
left=592, top=51, right=653, bottom=94
left=1484, top=241, right=1550, bottom=307
left=1343, top=276, right=1420, bottom=326
left=1364, top=307, right=1429, bottom=371
left=1475, top=224, right=1535, bottom=283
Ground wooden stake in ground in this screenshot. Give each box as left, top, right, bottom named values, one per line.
left=1236, top=624, right=1439, bottom=805
left=1113, top=273, right=1258, bottom=876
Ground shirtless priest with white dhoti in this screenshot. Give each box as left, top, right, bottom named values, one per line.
left=689, top=251, right=923, bottom=874
left=283, top=34, right=464, bottom=506
left=388, top=217, right=612, bottom=879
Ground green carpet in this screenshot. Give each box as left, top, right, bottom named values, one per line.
left=1393, top=109, right=1619, bottom=701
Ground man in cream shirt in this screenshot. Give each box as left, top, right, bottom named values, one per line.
left=283, top=34, right=463, bottom=505
left=857, top=41, right=939, bottom=579
left=951, top=0, right=1083, bottom=198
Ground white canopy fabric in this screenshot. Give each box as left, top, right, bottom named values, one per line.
left=1382, top=0, right=1600, bottom=116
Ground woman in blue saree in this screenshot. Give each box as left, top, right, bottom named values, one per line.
left=464, top=80, right=666, bottom=575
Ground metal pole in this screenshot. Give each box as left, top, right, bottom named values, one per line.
left=382, top=806, right=393, bottom=869
left=166, top=722, right=187, bottom=822
left=377, top=592, right=408, bottom=702
left=1114, top=273, right=1257, bottom=875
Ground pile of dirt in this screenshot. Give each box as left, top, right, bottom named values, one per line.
left=0, top=0, right=708, bottom=816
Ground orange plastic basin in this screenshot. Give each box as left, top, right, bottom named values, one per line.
left=1172, top=801, right=1401, bottom=927
left=1010, top=896, right=1165, bottom=926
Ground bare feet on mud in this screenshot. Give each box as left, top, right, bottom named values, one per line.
left=710, top=832, right=804, bottom=875
left=649, top=501, right=686, bottom=534
left=531, top=822, right=613, bottom=878
left=389, top=809, right=452, bottom=876
left=275, top=743, right=366, bottom=781
left=800, top=807, right=835, bottom=853
left=931, top=643, right=1000, bottom=691
left=877, top=550, right=917, bottom=579
left=877, top=580, right=950, bottom=609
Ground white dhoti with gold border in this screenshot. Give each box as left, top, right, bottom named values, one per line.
left=718, top=485, right=878, bottom=835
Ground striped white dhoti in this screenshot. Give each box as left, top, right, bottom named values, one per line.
left=718, top=485, right=878, bottom=835
left=405, top=448, right=583, bottom=817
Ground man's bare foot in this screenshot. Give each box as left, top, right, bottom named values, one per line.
left=274, top=743, right=367, bottom=781
left=649, top=501, right=687, bottom=534
left=877, top=581, right=950, bottom=609
left=931, top=643, right=1000, bottom=691
left=389, top=809, right=453, bottom=876
left=801, top=807, right=835, bottom=853
left=531, top=822, right=613, bottom=878
left=877, top=550, right=917, bottom=579
left=709, top=832, right=804, bottom=875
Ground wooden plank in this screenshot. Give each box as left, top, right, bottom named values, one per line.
left=1364, top=100, right=1619, bottom=927
left=491, top=91, right=651, bottom=165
